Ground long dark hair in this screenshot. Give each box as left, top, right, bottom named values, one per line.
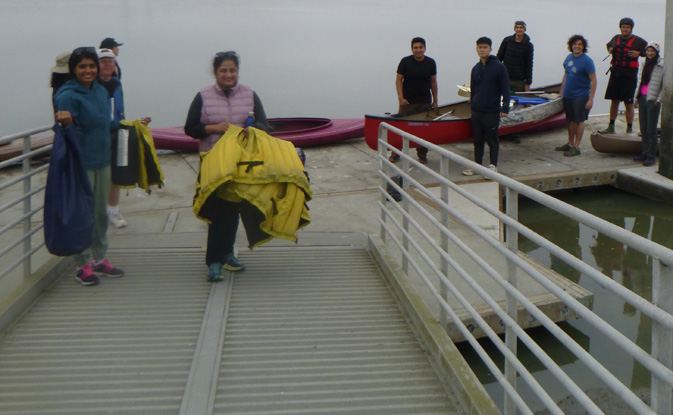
left=51, top=72, right=73, bottom=97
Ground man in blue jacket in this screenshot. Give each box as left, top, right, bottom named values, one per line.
left=463, top=37, right=510, bottom=177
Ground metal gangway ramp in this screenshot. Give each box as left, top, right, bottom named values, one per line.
left=0, top=231, right=487, bottom=415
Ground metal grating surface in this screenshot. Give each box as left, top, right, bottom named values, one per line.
left=214, top=247, right=455, bottom=415
left=0, top=247, right=211, bottom=415
left=0, top=234, right=457, bottom=414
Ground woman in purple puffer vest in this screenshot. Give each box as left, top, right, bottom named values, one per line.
left=184, top=51, right=270, bottom=282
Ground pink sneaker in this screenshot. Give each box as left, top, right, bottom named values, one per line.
left=75, top=264, right=100, bottom=286
left=93, top=258, right=125, bottom=278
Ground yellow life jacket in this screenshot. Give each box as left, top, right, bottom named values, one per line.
left=119, top=119, right=165, bottom=193
left=193, top=125, right=311, bottom=248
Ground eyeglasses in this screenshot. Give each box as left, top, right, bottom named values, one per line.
left=72, top=46, right=96, bottom=56
left=215, top=51, right=238, bottom=59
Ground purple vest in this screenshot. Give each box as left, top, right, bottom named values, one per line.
left=199, top=83, right=254, bottom=152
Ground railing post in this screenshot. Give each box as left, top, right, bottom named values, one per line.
left=379, top=127, right=389, bottom=243
left=401, top=136, right=410, bottom=274
left=22, top=134, right=32, bottom=279
left=504, top=186, right=519, bottom=415
left=651, top=259, right=673, bottom=414
left=439, top=155, right=449, bottom=328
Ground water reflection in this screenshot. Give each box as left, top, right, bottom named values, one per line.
left=517, top=186, right=672, bottom=408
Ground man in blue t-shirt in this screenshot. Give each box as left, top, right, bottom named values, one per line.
left=555, top=35, right=597, bottom=157
left=391, top=37, right=438, bottom=164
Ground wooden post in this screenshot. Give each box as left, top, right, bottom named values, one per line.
left=658, top=0, right=673, bottom=178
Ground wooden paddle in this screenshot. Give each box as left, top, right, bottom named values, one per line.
left=432, top=109, right=456, bottom=121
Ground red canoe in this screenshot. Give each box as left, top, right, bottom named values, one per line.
left=364, top=83, right=566, bottom=150
left=151, top=117, right=364, bottom=151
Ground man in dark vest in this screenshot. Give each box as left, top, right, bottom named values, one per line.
left=599, top=17, right=647, bottom=134
left=391, top=37, right=438, bottom=164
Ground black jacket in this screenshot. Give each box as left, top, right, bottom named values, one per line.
left=470, top=55, right=510, bottom=114
left=497, top=34, right=534, bottom=85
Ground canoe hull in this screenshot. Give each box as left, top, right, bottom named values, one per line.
left=0, top=133, right=53, bottom=163
left=364, top=83, right=565, bottom=150
left=151, top=117, right=364, bottom=151
left=590, top=132, right=642, bottom=154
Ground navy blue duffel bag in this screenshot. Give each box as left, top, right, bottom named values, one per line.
left=43, top=123, right=94, bottom=256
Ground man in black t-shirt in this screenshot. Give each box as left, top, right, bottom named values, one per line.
left=392, top=37, right=438, bottom=164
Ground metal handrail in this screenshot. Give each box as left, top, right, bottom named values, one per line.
left=376, top=122, right=673, bottom=415
left=0, top=125, right=52, bottom=145
left=382, top=174, right=661, bottom=414
left=0, top=126, right=53, bottom=292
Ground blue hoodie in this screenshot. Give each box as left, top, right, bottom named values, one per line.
left=470, top=55, right=511, bottom=114
left=54, top=79, right=112, bottom=170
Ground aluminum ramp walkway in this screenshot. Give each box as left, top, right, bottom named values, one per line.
left=0, top=232, right=466, bottom=415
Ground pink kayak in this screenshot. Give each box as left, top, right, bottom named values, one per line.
left=151, top=117, right=364, bottom=150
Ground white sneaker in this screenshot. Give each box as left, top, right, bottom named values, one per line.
left=485, top=164, right=497, bottom=180
left=461, top=169, right=475, bottom=176
left=108, top=211, right=127, bottom=228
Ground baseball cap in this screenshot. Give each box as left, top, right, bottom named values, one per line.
left=97, top=48, right=116, bottom=59
left=100, top=37, right=123, bottom=49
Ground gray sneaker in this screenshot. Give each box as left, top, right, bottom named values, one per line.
left=555, top=143, right=571, bottom=152
left=207, top=262, right=224, bottom=282
left=223, top=254, right=245, bottom=272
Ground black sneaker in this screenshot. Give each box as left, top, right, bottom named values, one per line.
left=418, top=154, right=428, bottom=164
left=389, top=153, right=400, bottom=163
left=643, top=158, right=656, bottom=167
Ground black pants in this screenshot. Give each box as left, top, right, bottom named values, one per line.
left=206, top=198, right=241, bottom=265
left=471, top=111, right=501, bottom=166
left=399, top=102, right=431, bottom=156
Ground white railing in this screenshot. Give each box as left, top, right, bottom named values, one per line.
left=0, top=126, right=54, bottom=301
left=377, top=122, right=673, bottom=415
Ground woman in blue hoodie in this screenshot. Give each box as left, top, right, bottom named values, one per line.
left=54, top=47, right=124, bottom=286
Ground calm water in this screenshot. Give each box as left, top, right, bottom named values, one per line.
left=0, top=0, right=666, bottom=136
left=463, top=187, right=672, bottom=412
